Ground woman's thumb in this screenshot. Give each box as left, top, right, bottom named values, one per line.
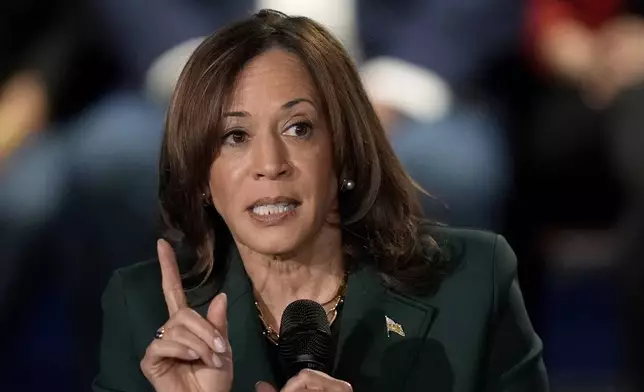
left=255, top=381, right=278, bottom=392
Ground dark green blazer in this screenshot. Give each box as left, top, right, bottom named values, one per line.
left=93, top=227, right=549, bottom=391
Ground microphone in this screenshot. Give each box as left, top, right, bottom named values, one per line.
left=278, top=299, right=333, bottom=379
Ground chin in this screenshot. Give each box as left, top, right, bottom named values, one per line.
left=232, top=218, right=314, bottom=257
left=240, top=229, right=306, bottom=257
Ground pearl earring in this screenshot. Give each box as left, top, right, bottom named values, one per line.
left=340, top=179, right=355, bottom=192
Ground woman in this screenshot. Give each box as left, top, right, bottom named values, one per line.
left=93, top=10, right=548, bottom=392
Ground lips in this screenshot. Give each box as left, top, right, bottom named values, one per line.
left=247, top=196, right=301, bottom=211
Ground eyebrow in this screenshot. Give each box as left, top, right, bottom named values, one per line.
left=282, top=97, right=315, bottom=110
left=223, top=97, right=315, bottom=117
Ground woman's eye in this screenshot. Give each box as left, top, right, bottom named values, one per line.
left=223, top=130, right=248, bottom=146
left=283, top=122, right=312, bottom=138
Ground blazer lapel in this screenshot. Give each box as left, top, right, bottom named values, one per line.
left=333, top=265, right=439, bottom=392
left=189, top=248, right=276, bottom=392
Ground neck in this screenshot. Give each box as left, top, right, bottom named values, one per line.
left=236, top=225, right=345, bottom=331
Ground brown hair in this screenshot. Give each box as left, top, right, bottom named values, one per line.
left=159, top=9, right=447, bottom=295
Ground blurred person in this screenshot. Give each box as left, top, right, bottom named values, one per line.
left=0, top=0, right=148, bottom=390
left=0, top=92, right=164, bottom=389
left=358, top=0, right=522, bottom=230
left=0, top=0, right=94, bottom=159
left=526, top=0, right=644, bottom=388
left=0, top=0, right=115, bottom=280
left=94, top=11, right=548, bottom=391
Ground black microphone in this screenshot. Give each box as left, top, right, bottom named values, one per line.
left=278, top=299, right=333, bottom=379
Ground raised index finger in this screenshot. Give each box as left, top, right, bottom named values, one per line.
left=157, top=239, right=187, bottom=315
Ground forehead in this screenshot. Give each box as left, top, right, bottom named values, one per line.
left=228, top=48, right=318, bottom=109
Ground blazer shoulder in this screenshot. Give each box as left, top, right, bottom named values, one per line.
left=423, top=225, right=518, bottom=301
left=104, top=259, right=168, bottom=329
left=117, top=258, right=162, bottom=279
left=110, top=258, right=163, bottom=298
left=427, top=224, right=500, bottom=248
left=427, top=225, right=515, bottom=266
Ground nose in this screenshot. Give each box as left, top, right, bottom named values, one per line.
left=251, top=132, right=292, bottom=180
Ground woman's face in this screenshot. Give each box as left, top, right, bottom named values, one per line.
left=209, top=49, right=338, bottom=256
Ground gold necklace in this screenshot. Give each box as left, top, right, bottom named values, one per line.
left=254, top=274, right=348, bottom=345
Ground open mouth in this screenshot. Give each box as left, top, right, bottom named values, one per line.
left=247, top=196, right=301, bottom=222
left=251, top=202, right=298, bottom=216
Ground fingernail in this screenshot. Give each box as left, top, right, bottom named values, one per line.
left=255, top=381, right=274, bottom=392
left=188, top=349, right=199, bottom=359
left=219, top=292, right=228, bottom=307
left=212, top=353, right=223, bottom=368
left=214, top=337, right=226, bottom=353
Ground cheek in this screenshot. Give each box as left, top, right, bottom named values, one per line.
left=318, top=138, right=337, bottom=190
left=299, top=140, right=336, bottom=201
left=208, top=159, right=244, bottom=215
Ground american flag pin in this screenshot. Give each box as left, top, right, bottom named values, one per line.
left=385, top=315, right=405, bottom=337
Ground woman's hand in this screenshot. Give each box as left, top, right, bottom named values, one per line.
left=140, top=239, right=233, bottom=392
left=255, top=369, right=352, bottom=392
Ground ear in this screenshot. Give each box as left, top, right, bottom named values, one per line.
left=202, top=186, right=213, bottom=206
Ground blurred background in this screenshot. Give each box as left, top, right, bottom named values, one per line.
left=1, top=0, right=643, bottom=390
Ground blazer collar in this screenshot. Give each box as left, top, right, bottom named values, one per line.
left=187, top=246, right=439, bottom=391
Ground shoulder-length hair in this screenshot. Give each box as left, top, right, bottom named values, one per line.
left=159, top=9, right=446, bottom=295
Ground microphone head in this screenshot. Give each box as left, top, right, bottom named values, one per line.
left=278, top=299, right=333, bottom=378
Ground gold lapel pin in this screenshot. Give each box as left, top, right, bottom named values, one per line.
left=385, top=315, right=405, bottom=337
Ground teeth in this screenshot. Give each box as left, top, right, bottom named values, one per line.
left=252, top=203, right=296, bottom=216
